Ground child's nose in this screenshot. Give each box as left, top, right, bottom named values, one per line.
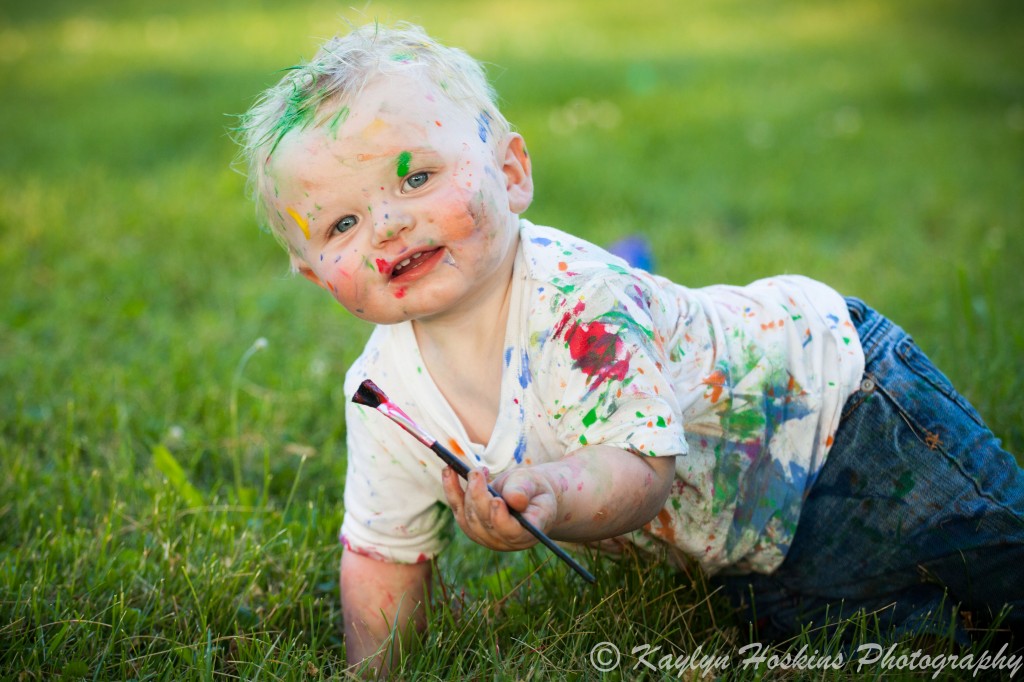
left=370, top=208, right=415, bottom=246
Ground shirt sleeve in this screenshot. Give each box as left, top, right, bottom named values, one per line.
left=339, top=380, right=452, bottom=564
left=534, top=272, right=689, bottom=458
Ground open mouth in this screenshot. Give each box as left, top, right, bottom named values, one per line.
left=390, top=247, right=445, bottom=282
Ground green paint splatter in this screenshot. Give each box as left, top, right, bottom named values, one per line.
left=582, top=408, right=598, bottom=427
left=656, top=416, right=667, bottom=427
left=327, top=106, right=350, bottom=138
left=895, top=470, right=915, bottom=497
left=635, top=411, right=645, bottom=418
left=722, top=406, right=767, bottom=442
left=396, top=151, right=412, bottom=177
left=362, top=256, right=375, bottom=271
left=578, top=434, right=588, bottom=445
left=264, top=72, right=322, bottom=156
left=599, top=310, right=654, bottom=340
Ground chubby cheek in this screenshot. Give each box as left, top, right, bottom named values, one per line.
left=318, top=259, right=366, bottom=309
left=440, top=151, right=506, bottom=237
left=426, top=187, right=478, bottom=241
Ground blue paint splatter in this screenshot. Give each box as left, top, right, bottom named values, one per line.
left=518, top=350, right=531, bottom=388
left=504, top=346, right=513, bottom=366
left=530, top=237, right=553, bottom=247
left=476, top=111, right=492, bottom=143
left=513, top=434, right=527, bottom=463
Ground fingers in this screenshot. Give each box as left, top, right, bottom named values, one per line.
left=441, top=466, right=466, bottom=517
left=491, top=471, right=537, bottom=513
left=442, top=466, right=537, bottom=550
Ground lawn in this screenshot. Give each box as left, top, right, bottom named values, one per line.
left=1, top=0, right=1022, bottom=679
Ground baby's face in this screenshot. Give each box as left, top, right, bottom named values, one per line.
left=266, top=74, right=532, bottom=325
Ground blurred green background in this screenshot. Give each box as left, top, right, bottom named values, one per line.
left=2, top=0, right=1020, bottom=461
left=0, top=0, right=1022, bottom=676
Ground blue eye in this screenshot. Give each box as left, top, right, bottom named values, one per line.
left=333, top=215, right=358, bottom=234
left=404, top=172, right=429, bottom=190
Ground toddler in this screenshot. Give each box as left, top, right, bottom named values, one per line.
left=237, top=22, right=1024, bottom=672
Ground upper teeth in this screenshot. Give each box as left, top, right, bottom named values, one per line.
left=393, top=252, right=424, bottom=274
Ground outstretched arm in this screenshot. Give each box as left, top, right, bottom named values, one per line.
left=442, top=445, right=676, bottom=551
left=340, top=550, right=431, bottom=674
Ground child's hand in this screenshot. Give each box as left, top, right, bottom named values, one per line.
left=442, top=447, right=676, bottom=551
left=441, top=466, right=557, bottom=551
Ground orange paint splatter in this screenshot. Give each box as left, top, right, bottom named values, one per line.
left=654, top=509, right=676, bottom=544
left=703, top=368, right=728, bottom=404
left=447, top=439, right=465, bottom=456
left=558, top=261, right=568, bottom=271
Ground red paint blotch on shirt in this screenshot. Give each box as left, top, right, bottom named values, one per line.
left=561, top=320, right=630, bottom=389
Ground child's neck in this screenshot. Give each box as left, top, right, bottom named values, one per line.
left=412, top=239, right=518, bottom=445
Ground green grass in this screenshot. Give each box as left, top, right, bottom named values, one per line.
left=1, top=0, right=1022, bottom=679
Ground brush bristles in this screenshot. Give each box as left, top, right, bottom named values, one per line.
left=352, top=379, right=388, bottom=408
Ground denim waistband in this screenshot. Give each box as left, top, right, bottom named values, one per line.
left=844, top=296, right=896, bottom=364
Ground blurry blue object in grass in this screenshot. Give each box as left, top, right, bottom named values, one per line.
left=607, top=235, right=655, bottom=272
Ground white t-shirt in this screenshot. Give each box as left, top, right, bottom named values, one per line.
left=340, top=220, right=865, bottom=574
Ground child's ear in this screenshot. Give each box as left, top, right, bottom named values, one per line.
left=290, top=255, right=327, bottom=290
left=501, top=133, right=533, bottom=214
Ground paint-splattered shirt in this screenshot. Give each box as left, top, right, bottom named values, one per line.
left=340, top=220, right=865, bottom=574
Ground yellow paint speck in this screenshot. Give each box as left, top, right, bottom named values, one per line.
left=286, top=207, right=310, bottom=240
left=362, top=118, right=388, bottom=137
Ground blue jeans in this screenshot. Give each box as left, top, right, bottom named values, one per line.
left=715, top=298, right=1024, bottom=641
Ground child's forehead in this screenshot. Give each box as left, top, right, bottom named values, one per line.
left=346, top=74, right=465, bottom=124
left=266, top=77, right=485, bottom=181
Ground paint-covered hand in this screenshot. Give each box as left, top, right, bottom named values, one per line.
left=441, top=466, right=556, bottom=551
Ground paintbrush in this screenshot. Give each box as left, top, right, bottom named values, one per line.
left=352, top=379, right=596, bottom=584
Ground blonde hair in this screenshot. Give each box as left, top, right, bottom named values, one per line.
left=234, top=22, right=511, bottom=250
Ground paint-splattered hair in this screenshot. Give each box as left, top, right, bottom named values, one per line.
left=234, top=21, right=511, bottom=251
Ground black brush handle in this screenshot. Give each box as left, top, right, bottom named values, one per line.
left=429, top=441, right=596, bottom=584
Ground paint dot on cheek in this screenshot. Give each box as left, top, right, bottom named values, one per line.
left=394, top=287, right=406, bottom=299
left=375, top=258, right=388, bottom=273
